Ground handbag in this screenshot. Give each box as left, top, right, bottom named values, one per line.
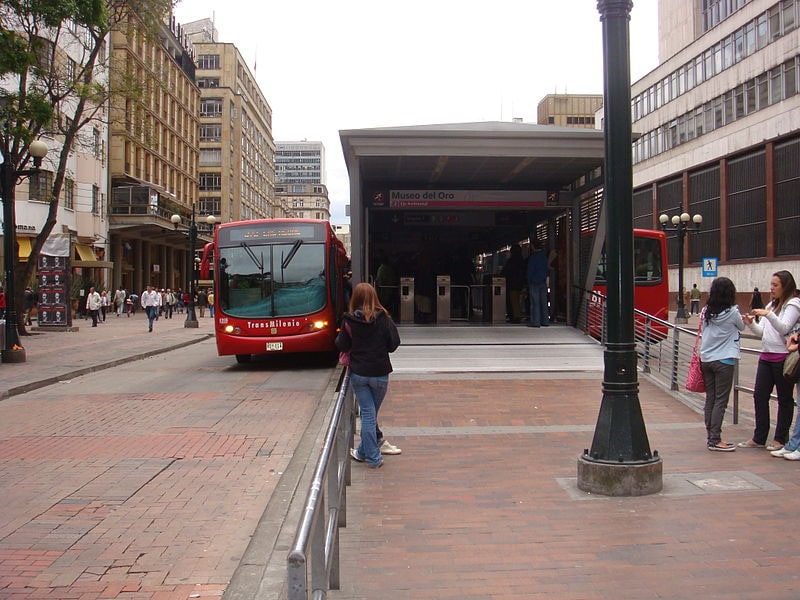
left=784, top=350, right=800, bottom=384
left=685, top=312, right=706, bottom=393
left=338, top=321, right=352, bottom=367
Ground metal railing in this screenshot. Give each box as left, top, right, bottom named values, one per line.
left=287, top=369, right=356, bottom=600
left=576, top=287, right=766, bottom=425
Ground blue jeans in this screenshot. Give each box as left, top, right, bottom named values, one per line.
left=145, top=306, right=158, bottom=330
left=528, top=282, right=549, bottom=327
left=351, top=373, right=389, bottom=465
left=783, top=383, right=800, bottom=451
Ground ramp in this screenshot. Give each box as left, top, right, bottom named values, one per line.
left=391, top=324, right=605, bottom=374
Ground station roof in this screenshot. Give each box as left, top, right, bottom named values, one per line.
left=340, top=121, right=606, bottom=189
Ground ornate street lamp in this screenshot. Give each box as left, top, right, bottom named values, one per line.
left=577, top=0, right=662, bottom=496
left=1, top=139, right=48, bottom=363
left=171, top=209, right=215, bottom=328
left=658, top=212, right=703, bottom=325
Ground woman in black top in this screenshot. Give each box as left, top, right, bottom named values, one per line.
left=336, top=282, right=401, bottom=468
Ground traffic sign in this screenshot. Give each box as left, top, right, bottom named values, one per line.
left=702, top=257, right=718, bottom=277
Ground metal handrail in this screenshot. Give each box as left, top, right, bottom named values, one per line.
left=575, top=286, right=773, bottom=425
left=287, top=369, right=355, bottom=600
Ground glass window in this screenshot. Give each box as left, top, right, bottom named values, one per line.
left=197, top=54, right=220, bottom=69
left=783, top=0, right=796, bottom=32
left=218, top=242, right=327, bottom=318
left=770, top=65, right=784, bottom=104
left=200, top=98, right=222, bottom=117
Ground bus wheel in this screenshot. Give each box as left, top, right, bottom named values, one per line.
left=235, top=354, right=251, bottom=364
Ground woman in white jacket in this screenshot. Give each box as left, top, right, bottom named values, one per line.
left=738, top=270, right=800, bottom=450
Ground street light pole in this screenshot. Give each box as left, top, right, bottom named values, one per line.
left=1, top=140, right=48, bottom=363
left=658, top=212, right=703, bottom=325
left=171, top=209, right=215, bottom=329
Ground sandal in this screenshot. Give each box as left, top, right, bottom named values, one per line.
left=736, top=440, right=765, bottom=448
left=708, top=442, right=736, bottom=452
left=766, top=442, right=784, bottom=451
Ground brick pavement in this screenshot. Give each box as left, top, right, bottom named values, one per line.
left=334, top=374, right=800, bottom=600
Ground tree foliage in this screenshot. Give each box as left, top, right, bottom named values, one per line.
left=0, top=0, right=174, bottom=334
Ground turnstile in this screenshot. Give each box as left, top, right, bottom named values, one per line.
left=399, top=277, right=414, bottom=324
left=436, top=275, right=450, bottom=324
left=482, top=275, right=506, bottom=323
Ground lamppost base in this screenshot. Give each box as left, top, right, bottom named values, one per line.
left=577, top=454, right=663, bottom=497
left=1, top=347, right=27, bottom=363
left=674, top=308, right=689, bottom=325
left=184, top=319, right=199, bottom=328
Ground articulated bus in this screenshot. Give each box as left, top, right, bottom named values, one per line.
left=205, top=219, right=350, bottom=363
left=590, top=228, right=669, bottom=338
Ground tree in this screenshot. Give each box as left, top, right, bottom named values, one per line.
left=0, top=0, right=173, bottom=336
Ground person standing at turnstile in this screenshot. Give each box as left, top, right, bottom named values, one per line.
left=501, top=244, right=526, bottom=323
left=527, top=239, right=549, bottom=327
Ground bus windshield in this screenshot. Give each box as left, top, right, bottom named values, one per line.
left=217, top=241, right=327, bottom=318
left=595, top=236, right=663, bottom=284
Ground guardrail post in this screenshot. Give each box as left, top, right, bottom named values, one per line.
left=732, top=359, right=740, bottom=424
left=641, top=319, right=651, bottom=374
left=669, top=326, right=681, bottom=391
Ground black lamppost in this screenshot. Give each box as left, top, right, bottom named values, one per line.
left=171, top=209, right=215, bottom=329
left=1, top=139, right=48, bottom=363
left=577, top=0, right=662, bottom=496
left=658, top=212, right=703, bottom=325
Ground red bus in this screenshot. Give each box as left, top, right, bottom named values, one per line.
left=206, top=219, right=350, bottom=363
left=589, top=228, right=669, bottom=339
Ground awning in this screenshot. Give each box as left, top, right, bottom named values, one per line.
left=17, top=237, right=32, bottom=261
left=74, top=243, right=96, bottom=262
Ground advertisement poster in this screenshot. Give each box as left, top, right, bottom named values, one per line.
left=36, top=254, right=71, bottom=327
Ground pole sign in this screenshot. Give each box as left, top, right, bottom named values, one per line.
left=702, top=257, right=718, bottom=277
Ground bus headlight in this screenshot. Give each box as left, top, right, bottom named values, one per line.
left=224, top=325, right=241, bottom=334
left=313, top=320, right=327, bottom=330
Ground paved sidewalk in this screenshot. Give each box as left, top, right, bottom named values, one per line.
left=334, top=372, right=800, bottom=600
left=0, top=310, right=215, bottom=399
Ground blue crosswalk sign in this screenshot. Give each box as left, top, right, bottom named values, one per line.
left=702, top=258, right=718, bottom=277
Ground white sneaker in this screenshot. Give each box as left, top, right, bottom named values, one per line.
left=771, top=447, right=794, bottom=457
left=783, top=450, right=800, bottom=461
left=380, top=440, right=402, bottom=455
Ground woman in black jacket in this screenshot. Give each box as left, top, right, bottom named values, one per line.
left=336, top=282, right=401, bottom=468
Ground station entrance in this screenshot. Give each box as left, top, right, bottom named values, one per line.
left=340, top=122, right=608, bottom=326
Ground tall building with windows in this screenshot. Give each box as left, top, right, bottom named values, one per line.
left=276, top=141, right=326, bottom=185
left=632, top=0, right=800, bottom=288
left=182, top=19, right=276, bottom=223
left=108, top=13, right=204, bottom=294
left=275, top=183, right=331, bottom=221
left=537, top=94, right=603, bottom=128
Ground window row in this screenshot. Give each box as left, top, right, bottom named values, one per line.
left=633, top=56, right=798, bottom=164
left=633, top=0, right=798, bottom=121
left=702, top=0, right=753, bottom=32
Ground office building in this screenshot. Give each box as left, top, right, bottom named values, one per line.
left=183, top=19, right=277, bottom=223
left=631, top=0, right=800, bottom=287
left=276, top=141, right=326, bottom=185
left=275, top=183, right=331, bottom=221
left=537, top=94, right=603, bottom=128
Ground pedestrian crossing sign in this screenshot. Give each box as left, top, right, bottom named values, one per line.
left=702, top=257, right=718, bottom=277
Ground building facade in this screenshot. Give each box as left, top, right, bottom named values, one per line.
left=631, top=0, right=800, bottom=292
left=537, top=94, right=603, bottom=128
left=107, top=13, right=204, bottom=295
left=275, top=183, right=331, bottom=221
left=276, top=141, right=326, bottom=185
left=183, top=19, right=276, bottom=223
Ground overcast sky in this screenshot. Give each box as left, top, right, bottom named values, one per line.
left=173, top=1, right=660, bottom=224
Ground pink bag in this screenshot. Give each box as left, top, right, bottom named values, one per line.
left=338, top=322, right=352, bottom=367
left=685, top=312, right=706, bottom=393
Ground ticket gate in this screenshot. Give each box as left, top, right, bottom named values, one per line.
left=436, top=275, right=450, bottom=324
left=482, top=275, right=506, bottom=323
left=399, top=277, right=415, bottom=324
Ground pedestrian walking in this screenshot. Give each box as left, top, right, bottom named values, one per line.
left=114, top=287, right=126, bottom=317
left=85, top=287, right=101, bottom=327
left=698, top=277, right=745, bottom=451
left=750, top=287, right=764, bottom=322
left=337, top=282, right=402, bottom=468
left=23, top=286, right=36, bottom=326
left=164, top=289, right=175, bottom=319
left=738, top=270, right=800, bottom=450
left=207, top=289, right=215, bottom=318
left=100, top=290, right=109, bottom=322
left=140, top=285, right=161, bottom=332
left=197, top=288, right=208, bottom=317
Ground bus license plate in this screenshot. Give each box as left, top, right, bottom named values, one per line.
left=266, top=342, right=283, bottom=351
